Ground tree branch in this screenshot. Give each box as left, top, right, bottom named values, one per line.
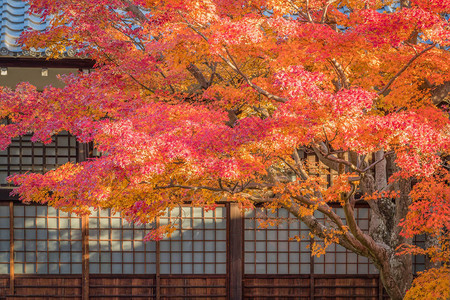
left=328, top=58, right=349, bottom=90
left=378, top=43, right=435, bottom=96
left=362, top=151, right=394, bottom=173
left=286, top=196, right=369, bottom=256
left=292, top=149, right=310, bottom=180
left=122, top=0, right=149, bottom=23
left=313, top=143, right=360, bottom=172
left=153, top=183, right=224, bottom=192
left=187, top=63, right=210, bottom=89
left=321, top=0, right=337, bottom=24
left=222, top=46, right=288, bottom=103
left=342, top=185, right=384, bottom=261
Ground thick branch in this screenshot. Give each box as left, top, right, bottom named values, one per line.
left=362, top=151, right=394, bottom=173
left=122, top=0, right=149, bottom=23
left=292, top=149, right=310, bottom=180
left=321, top=0, right=337, bottom=24
left=342, top=185, right=385, bottom=261
left=286, top=196, right=369, bottom=256
left=328, top=58, right=349, bottom=90
left=187, top=63, right=210, bottom=89
left=313, top=143, right=359, bottom=172
left=312, top=145, right=340, bottom=171
left=287, top=0, right=312, bottom=22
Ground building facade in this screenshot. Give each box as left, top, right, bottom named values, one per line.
left=0, top=1, right=425, bottom=299
left=0, top=135, right=425, bottom=299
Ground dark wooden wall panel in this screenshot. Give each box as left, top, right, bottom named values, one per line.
left=89, top=276, right=156, bottom=299
left=0, top=276, right=9, bottom=298
left=243, top=276, right=385, bottom=300
left=243, top=276, right=310, bottom=299
left=314, top=277, right=378, bottom=299
left=8, top=276, right=81, bottom=299
left=160, top=276, right=227, bottom=299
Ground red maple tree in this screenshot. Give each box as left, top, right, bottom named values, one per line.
left=1, top=0, right=449, bottom=298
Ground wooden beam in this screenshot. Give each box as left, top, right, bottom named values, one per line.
left=0, top=57, right=95, bottom=69
left=0, top=189, right=18, bottom=202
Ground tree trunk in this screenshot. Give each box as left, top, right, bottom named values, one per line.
left=369, top=152, right=414, bottom=299
left=378, top=251, right=413, bottom=299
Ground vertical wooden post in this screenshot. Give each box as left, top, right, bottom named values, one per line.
left=78, top=139, right=90, bottom=300
left=229, top=203, right=243, bottom=300
left=156, top=216, right=160, bottom=300
left=310, top=274, right=315, bottom=300
left=378, top=275, right=383, bottom=300
left=9, top=201, right=14, bottom=295
left=81, top=215, right=89, bottom=300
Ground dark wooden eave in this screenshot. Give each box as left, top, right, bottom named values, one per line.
left=0, top=57, right=96, bottom=69
left=0, top=188, right=17, bottom=201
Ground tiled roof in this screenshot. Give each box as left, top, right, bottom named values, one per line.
left=0, top=0, right=75, bottom=57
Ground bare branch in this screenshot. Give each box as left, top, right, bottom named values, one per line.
left=285, top=196, right=370, bottom=256
left=305, top=0, right=313, bottom=22
left=313, top=143, right=360, bottom=172
left=278, top=156, right=303, bottom=180
left=122, top=0, right=149, bottom=23
left=287, top=0, right=311, bottom=22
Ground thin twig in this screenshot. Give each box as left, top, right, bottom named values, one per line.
left=378, top=43, right=435, bottom=96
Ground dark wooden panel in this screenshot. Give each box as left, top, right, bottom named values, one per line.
left=314, top=277, right=379, bottom=299
left=243, top=277, right=310, bottom=299
left=0, top=58, right=95, bottom=69
left=159, top=276, right=227, bottom=300
left=10, top=276, right=82, bottom=299
left=89, top=276, right=156, bottom=299
left=0, top=277, right=10, bottom=298
left=243, top=276, right=386, bottom=300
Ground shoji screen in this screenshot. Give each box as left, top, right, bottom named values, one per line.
left=244, top=208, right=311, bottom=274
left=0, top=133, right=77, bottom=185
left=88, top=209, right=157, bottom=274
left=313, top=207, right=378, bottom=274
left=13, top=205, right=82, bottom=274
left=159, top=206, right=227, bottom=274
left=0, top=204, right=9, bottom=274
